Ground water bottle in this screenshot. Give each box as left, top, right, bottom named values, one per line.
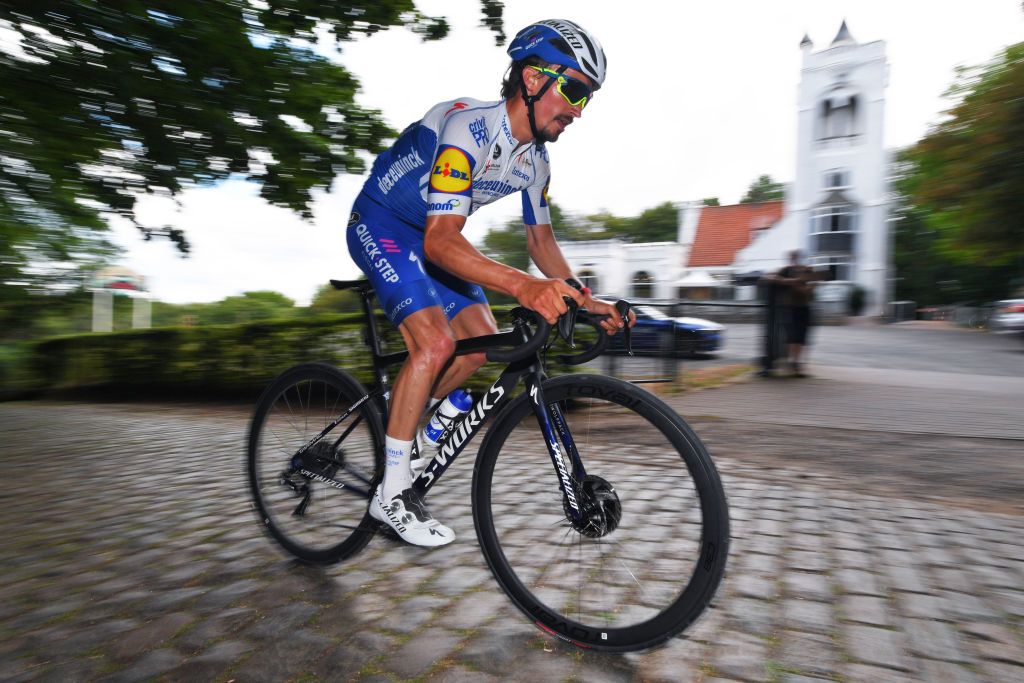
left=421, top=389, right=473, bottom=449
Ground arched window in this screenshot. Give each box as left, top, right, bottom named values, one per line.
left=632, top=271, right=655, bottom=299
left=577, top=269, right=599, bottom=294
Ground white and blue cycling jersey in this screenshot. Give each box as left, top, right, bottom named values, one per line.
left=347, top=98, right=552, bottom=326
left=360, top=97, right=552, bottom=229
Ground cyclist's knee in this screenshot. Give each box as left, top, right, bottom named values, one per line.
left=409, top=330, right=456, bottom=373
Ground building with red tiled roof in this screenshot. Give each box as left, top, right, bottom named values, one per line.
left=687, top=202, right=784, bottom=268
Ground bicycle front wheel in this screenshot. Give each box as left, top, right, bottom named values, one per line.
left=247, top=362, right=384, bottom=564
left=473, top=374, right=729, bottom=652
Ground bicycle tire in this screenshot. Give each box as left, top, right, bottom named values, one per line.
left=247, top=362, right=384, bottom=564
left=472, top=374, right=729, bottom=652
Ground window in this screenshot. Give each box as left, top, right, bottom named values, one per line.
left=824, top=169, right=850, bottom=189
left=809, top=204, right=857, bottom=281
left=818, top=93, right=859, bottom=140
left=808, top=255, right=853, bottom=282
left=632, top=271, right=655, bottom=299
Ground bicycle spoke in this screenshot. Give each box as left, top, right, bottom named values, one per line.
left=477, top=374, right=728, bottom=650
left=248, top=366, right=383, bottom=563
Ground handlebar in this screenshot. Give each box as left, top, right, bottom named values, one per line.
left=467, top=298, right=632, bottom=366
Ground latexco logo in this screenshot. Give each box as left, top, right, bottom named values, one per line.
left=389, top=297, right=413, bottom=319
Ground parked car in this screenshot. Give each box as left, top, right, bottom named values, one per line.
left=990, top=299, right=1024, bottom=335
left=606, top=305, right=724, bottom=357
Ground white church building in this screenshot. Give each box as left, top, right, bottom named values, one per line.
left=547, top=22, right=893, bottom=316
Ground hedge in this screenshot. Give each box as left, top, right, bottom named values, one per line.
left=16, top=307, right=575, bottom=401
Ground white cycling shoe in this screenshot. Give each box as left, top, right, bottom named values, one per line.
left=369, top=486, right=455, bottom=547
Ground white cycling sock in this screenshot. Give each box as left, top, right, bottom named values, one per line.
left=382, top=435, right=414, bottom=500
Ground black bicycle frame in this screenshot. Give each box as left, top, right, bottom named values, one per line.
left=319, top=280, right=590, bottom=524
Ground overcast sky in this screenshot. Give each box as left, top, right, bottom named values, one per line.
left=111, top=0, right=1024, bottom=305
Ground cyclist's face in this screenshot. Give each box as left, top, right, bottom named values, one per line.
left=525, top=65, right=594, bottom=143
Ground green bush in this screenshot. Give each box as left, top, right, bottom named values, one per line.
left=21, top=307, right=576, bottom=401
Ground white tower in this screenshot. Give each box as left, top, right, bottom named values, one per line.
left=793, top=21, right=890, bottom=315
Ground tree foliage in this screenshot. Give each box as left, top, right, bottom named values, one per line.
left=739, top=174, right=785, bottom=204
left=0, top=1, right=504, bottom=310
left=901, top=42, right=1024, bottom=270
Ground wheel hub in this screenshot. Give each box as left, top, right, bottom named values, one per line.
left=564, top=475, right=622, bottom=538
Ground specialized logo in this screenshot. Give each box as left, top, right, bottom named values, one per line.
left=427, top=198, right=462, bottom=212
left=300, top=469, right=345, bottom=490
left=376, top=148, right=424, bottom=195
left=421, top=384, right=503, bottom=486
left=355, top=224, right=399, bottom=283
left=348, top=211, right=360, bottom=227
left=444, top=101, right=468, bottom=116
left=430, top=146, right=472, bottom=194
left=493, top=143, right=501, bottom=159
left=541, top=20, right=584, bottom=50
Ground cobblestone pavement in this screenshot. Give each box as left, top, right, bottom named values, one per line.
left=1, top=380, right=1023, bottom=681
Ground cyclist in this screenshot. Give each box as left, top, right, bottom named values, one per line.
left=346, top=19, right=632, bottom=547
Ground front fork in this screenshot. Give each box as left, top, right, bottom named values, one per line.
left=524, top=373, right=587, bottom=524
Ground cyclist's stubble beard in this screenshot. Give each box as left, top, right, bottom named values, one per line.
left=538, top=114, right=573, bottom=144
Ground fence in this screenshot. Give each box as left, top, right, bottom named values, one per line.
left=595, top=299, right=766, bottom=385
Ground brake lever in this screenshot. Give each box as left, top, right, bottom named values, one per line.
left=615, top=299, right=633, bottom=356
left=558, top=296, right=580, bottom=347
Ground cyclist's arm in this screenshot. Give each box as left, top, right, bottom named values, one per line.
left=424, top=214, right=581, bottom=324
left=424, top=214, right=529, bottom=297
left=525, top=223, right=575, bottom=280
left=525, top=223, right=630, bottom=333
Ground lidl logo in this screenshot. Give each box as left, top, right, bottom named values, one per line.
left=430, top=146, right=472, bottom=194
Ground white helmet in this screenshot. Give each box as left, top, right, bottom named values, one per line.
left=507, top=19, right=607, bottom=88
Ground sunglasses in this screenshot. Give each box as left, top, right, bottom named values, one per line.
left=529, top=66, right=595, bottom=109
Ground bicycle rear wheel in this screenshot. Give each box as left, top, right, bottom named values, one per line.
left=247, top=362, right=384, bottom=564
left=473, top=374, right=729, bottom=652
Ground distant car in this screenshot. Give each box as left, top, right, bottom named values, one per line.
left=607, top=305, right=724, bottom=357
left=990, top=299, right=1024, bottom=335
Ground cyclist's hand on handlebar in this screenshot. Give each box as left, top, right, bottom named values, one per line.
left=515, top=277, right=584, bottom=325
left=583, top=295, right=637, bottom=335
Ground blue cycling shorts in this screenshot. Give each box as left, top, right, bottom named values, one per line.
left=345, top=194, right=488, bottom=326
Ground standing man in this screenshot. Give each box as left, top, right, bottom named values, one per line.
left=346, top=20, right=632, bottom=547
left=773, top=249, right=817, bottom=376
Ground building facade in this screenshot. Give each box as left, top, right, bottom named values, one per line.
left=544, top=21, right=892, bottom=315
left=736, top=21, right=891, bottom=315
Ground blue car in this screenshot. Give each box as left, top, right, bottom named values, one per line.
left=607, top=305, right=724, bottom=357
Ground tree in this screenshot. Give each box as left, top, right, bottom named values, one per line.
left=0, top=1, right=504, bottom=269
left=902, top=42, right=1024, bottom=270
left=739, top=175, right=785, bottom=204
left=308, top=283, right=362, bottom=315
left=701, top=197, right=721, bottom=207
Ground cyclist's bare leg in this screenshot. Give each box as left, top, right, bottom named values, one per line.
left=389, top=306, right=457, bottom=441
left=429, top=303, right=498, bottom=399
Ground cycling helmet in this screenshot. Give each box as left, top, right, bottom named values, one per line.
left=507, top=19, right=607, bottom=88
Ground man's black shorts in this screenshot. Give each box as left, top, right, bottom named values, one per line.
left=786, top=306, right=811, bottom=345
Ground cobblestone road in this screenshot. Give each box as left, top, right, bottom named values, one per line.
left=1, top=368, right=1023, bottom=681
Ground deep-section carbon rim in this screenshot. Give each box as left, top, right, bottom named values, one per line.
left=473, top=374, right=729, bottom=651
left=247, top=363, right=383, bottom=564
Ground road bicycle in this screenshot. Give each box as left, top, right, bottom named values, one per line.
left=246, top=279, right=729, bottom=652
